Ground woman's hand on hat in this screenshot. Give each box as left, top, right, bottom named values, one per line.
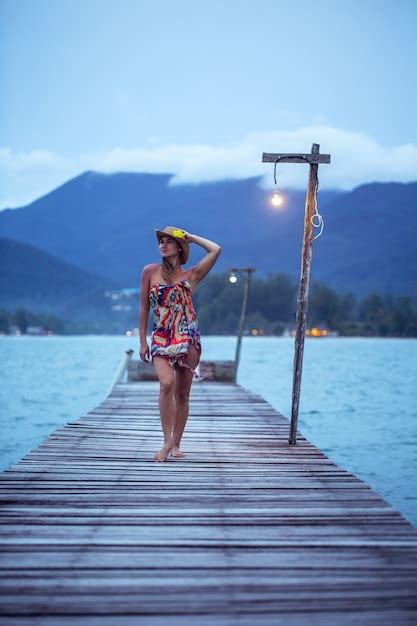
left=182, top=230, right=194, bottom=243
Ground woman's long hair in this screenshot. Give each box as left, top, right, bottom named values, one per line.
left=161, top=258, right=175, bottom=284
left=160, top=241, right=182, bottom=283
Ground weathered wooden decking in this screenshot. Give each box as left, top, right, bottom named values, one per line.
left=1, top=381, right=417, bottom=625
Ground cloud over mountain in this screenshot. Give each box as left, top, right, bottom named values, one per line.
left=1, top=125, right=416, bottom=209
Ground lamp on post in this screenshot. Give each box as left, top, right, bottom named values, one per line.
left=262, top=144, right=331, bottom=445
left=228, top=267, right=256, bottom=383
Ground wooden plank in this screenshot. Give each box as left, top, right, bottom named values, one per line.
left=1, top=611, right=417, bottom=626
left=0, top=381, right=416, bottom=624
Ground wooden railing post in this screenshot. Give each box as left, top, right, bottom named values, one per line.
left=108, top=349, right=134, bottom=395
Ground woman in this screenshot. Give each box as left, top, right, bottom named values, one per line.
left=139, top=226, right=221, bottom=462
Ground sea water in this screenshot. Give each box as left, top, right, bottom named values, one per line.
left=1, top=335, right=416, bottom=527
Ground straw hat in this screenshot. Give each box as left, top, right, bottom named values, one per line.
left=155, top=226, right=190, bottom=264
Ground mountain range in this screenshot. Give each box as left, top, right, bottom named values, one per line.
left=0, top=171, right=416, bottom=302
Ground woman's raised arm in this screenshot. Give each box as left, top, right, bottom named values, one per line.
left=185, top=232, right=222, bottom=286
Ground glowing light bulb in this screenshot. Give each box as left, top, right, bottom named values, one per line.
left=229, top=273, right=238, bottom=284
left=271, top=189, right=283, bottom=207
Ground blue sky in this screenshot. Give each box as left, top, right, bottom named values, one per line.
left=1, top=0, right=417, bottom=208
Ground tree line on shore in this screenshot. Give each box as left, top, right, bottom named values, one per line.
left=1, top=272, right=416, bottom=337
left=193, top=272, right=417, bottom=337
left=0, top=308, right=64, bottom=335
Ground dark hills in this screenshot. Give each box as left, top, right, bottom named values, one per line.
left=0, top=238, right=119, bottom=321
left=0, top=171, right=416, bottom=298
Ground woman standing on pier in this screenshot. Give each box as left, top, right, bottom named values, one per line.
left=139, top=226, right=221, bottom=462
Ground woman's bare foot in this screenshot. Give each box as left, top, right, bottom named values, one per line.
left=171, top=445, right=185, bottom=458
left=154, top=440, right=173, bottom=462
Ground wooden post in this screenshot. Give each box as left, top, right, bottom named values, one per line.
left=262, top=144, right=331, bottom=444
left=231, top=267, right=255, bottom=383
left=289, top=144, right=319, bottom=444
left=109, top=349, right=134, bottom=394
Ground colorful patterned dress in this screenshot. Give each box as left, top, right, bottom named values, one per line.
left=149, top=279, right=202, bottom=380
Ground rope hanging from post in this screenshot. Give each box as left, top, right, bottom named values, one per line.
left=311, top=177, right=324, bottom=240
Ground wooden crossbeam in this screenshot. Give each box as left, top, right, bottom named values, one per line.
left=262, top=152, right=331, bottom=164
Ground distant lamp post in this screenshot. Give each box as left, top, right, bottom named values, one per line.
left=262, top=144, right=331, bottom=445
left=229, top=267, right=256, bottom=383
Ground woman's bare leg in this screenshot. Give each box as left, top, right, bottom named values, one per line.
left=171, top=345, right=200, bottom=458
left=153, top=356, right=175, bottom=461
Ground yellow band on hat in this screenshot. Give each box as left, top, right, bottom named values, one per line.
left=172, top=229, right=186, bottom=239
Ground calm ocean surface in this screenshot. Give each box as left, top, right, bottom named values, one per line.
left=1, top=335, right=416, bottom=527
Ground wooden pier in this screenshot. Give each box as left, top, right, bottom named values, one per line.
left=1, top=381, right=417, bottom=625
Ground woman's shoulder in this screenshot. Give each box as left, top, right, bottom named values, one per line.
left=142, top=262, right=160, bottom=274
left=140, top=264, right=160, bottom=289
